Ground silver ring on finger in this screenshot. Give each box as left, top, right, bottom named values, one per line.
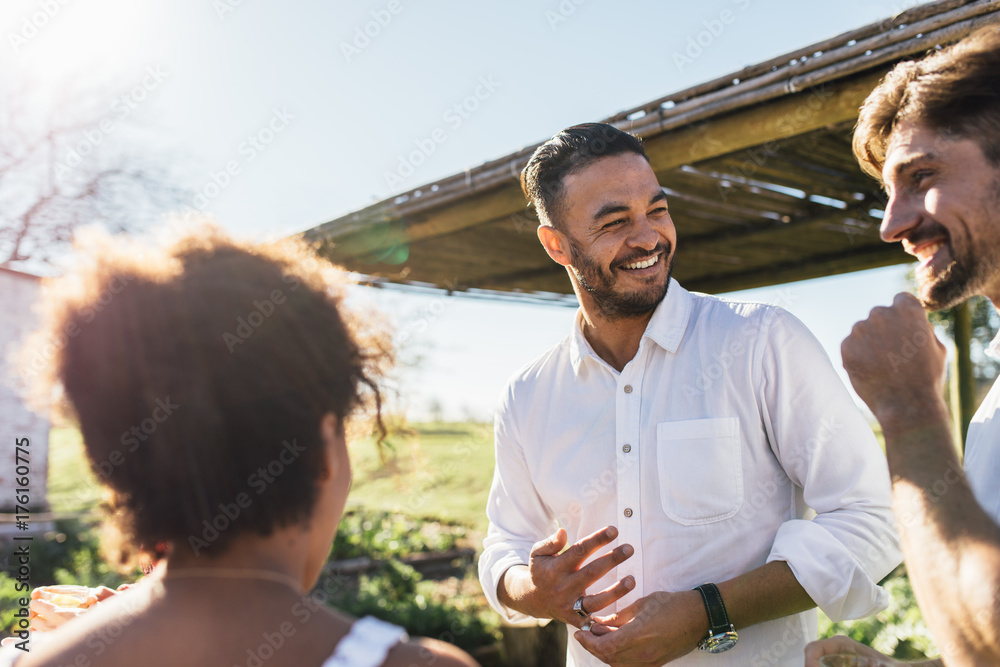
left=573, top=596, right=589, bottom=619
left=581, top=620, right=593, bottom=633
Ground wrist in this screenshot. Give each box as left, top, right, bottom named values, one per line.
left=692, top=583, right=738, bottom=653
left=873, top=395, right=950, bottom=440
left=498, top=565, right=537, bottom=617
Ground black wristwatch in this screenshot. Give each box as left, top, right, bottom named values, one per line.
left=693, top=583, right=738, bottom=653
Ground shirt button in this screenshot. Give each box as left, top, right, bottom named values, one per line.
left=624, top=385, right=633, bottom=394
left=622, top=444, right=631, bottom=453
left=624, top=508, right=633, bottom=518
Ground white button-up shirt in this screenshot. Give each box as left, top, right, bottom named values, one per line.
left=964, top=330, right=1000, bottom=520
left=479, top=279, right=901, bottom=667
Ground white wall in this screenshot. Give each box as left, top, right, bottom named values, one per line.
left=0, top=268, right=50, bottom=512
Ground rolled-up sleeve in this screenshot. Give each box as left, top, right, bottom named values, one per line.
left=478, top=385, right=559, bottom=625
left=757, top=309, right=902, bottom=621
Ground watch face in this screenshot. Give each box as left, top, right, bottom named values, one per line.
left=705, top=631, right=739, bottom=654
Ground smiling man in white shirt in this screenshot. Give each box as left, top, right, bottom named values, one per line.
left=477, top=122, right=901, bottom=666
left=805, top=26, right=1000, bottom=667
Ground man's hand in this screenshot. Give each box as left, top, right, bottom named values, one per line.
left=842, top=293, right=948, bottom=425
left=574, top=589, right=706, bottom=666
left=498, top=526, right=635, bottom=626
left=805, top=635, right=933, bottom=666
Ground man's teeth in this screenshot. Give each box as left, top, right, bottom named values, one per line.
left=623, top=255, right=659, bottom=270
left=916, top=242, right=943, bottom=263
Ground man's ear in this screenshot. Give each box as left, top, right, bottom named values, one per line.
left=537, top=225, right=572, bottom=267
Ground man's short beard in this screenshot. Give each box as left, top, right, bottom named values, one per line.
left=919, top=259, right=973, bottom=311
left=920, top=254, right=998, bottom=311
left=568, top=236, right=673, bottom=321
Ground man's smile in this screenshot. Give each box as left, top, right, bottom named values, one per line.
left=903, top=238, right=948, bottom=269
left=620, top=253, right=660, bottom=270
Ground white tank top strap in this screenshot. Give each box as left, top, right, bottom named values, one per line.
left=322, top=616, right=409, bottom=667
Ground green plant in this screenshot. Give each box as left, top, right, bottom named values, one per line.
left=819, top=566, right=938, bottom=660
left=324, top=560, right=500, bottom=653
left=331, top=509, right=465, bottom=560
left=0, top=572, right=25, bottom=641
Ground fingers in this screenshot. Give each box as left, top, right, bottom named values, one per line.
left=892, top=291, right=921, bottom=309
left=580, top=574, right=635, bottom=615
left=577, top=542, right=633, bottom=587
left=562, top=526, right=620, bottom=568
left=28, top=598, right=86, bottom=631
left=529, top=528, right=568, bottom=558
left=91, top=586, right=118, bottom=603
left=803, top=636, right=895, bottom=666
left=590, top=598, right=640, bottom=630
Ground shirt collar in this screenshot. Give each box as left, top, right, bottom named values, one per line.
left=568, top=278, right=692, bottom=373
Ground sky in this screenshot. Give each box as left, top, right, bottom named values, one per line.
left=1, top=0, right=925, bottom=421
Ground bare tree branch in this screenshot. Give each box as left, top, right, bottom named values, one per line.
left=0, top=80, right=189, bottom=269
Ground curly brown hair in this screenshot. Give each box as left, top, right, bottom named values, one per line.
left=28, top=225, right=388, bottom=563
left=854, top=24, right=1000, bottom=180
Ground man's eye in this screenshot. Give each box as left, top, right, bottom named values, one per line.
left=650, top=207, right=668, bottom=215
left=912, top=170, right=933, bottom=185
left=603, top=219, right=624, bottom=229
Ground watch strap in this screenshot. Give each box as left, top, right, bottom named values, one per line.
left=693, top=583, right=731, bottom=634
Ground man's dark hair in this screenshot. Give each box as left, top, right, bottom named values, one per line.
left=520, top=122, right=648, bottom=229
left=854, top=25, right=1000, bottom=180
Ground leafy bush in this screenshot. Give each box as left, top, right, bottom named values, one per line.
left=332, top=509, right=466, bottom=560
left=0, top=572, right=25, bottom=641
left=323, top=560, right=500, bottom=653
left=819, top=566, right=938, bottom=660
left=0, top=518, right=131, bottom=592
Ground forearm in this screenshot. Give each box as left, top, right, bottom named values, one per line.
left=496, top=565, right=538, bottom=618
left=881, top=403, right=1000, bottom=665
left=716, top=560, right=815, bottom=630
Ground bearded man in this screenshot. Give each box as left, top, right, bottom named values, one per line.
left=478, top=122, right=901, bottom=666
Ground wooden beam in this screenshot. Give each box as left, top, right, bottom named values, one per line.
left=321, top=70, right=889, bottom=269
left=687, top=244, right=911, bottom=294
left=646, top=69, right=887, bottom=175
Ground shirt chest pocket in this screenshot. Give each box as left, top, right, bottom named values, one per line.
left=656, top=417, right=743, bottom=525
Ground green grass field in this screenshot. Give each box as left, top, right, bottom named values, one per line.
left=47, top=427, right=102, bottom=514
left=346, top=421, right=496, bottom=536
left=46, top=421, right=497, bottom=535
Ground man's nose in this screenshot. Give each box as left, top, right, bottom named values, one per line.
left=629, top=216, right=659, bottom=250
left=880, top=192, right=920, bottom=243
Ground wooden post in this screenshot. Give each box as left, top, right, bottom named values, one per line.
left=501, top=622, right=567, bottom=667
left=952, top=301, right=975, bottom=455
